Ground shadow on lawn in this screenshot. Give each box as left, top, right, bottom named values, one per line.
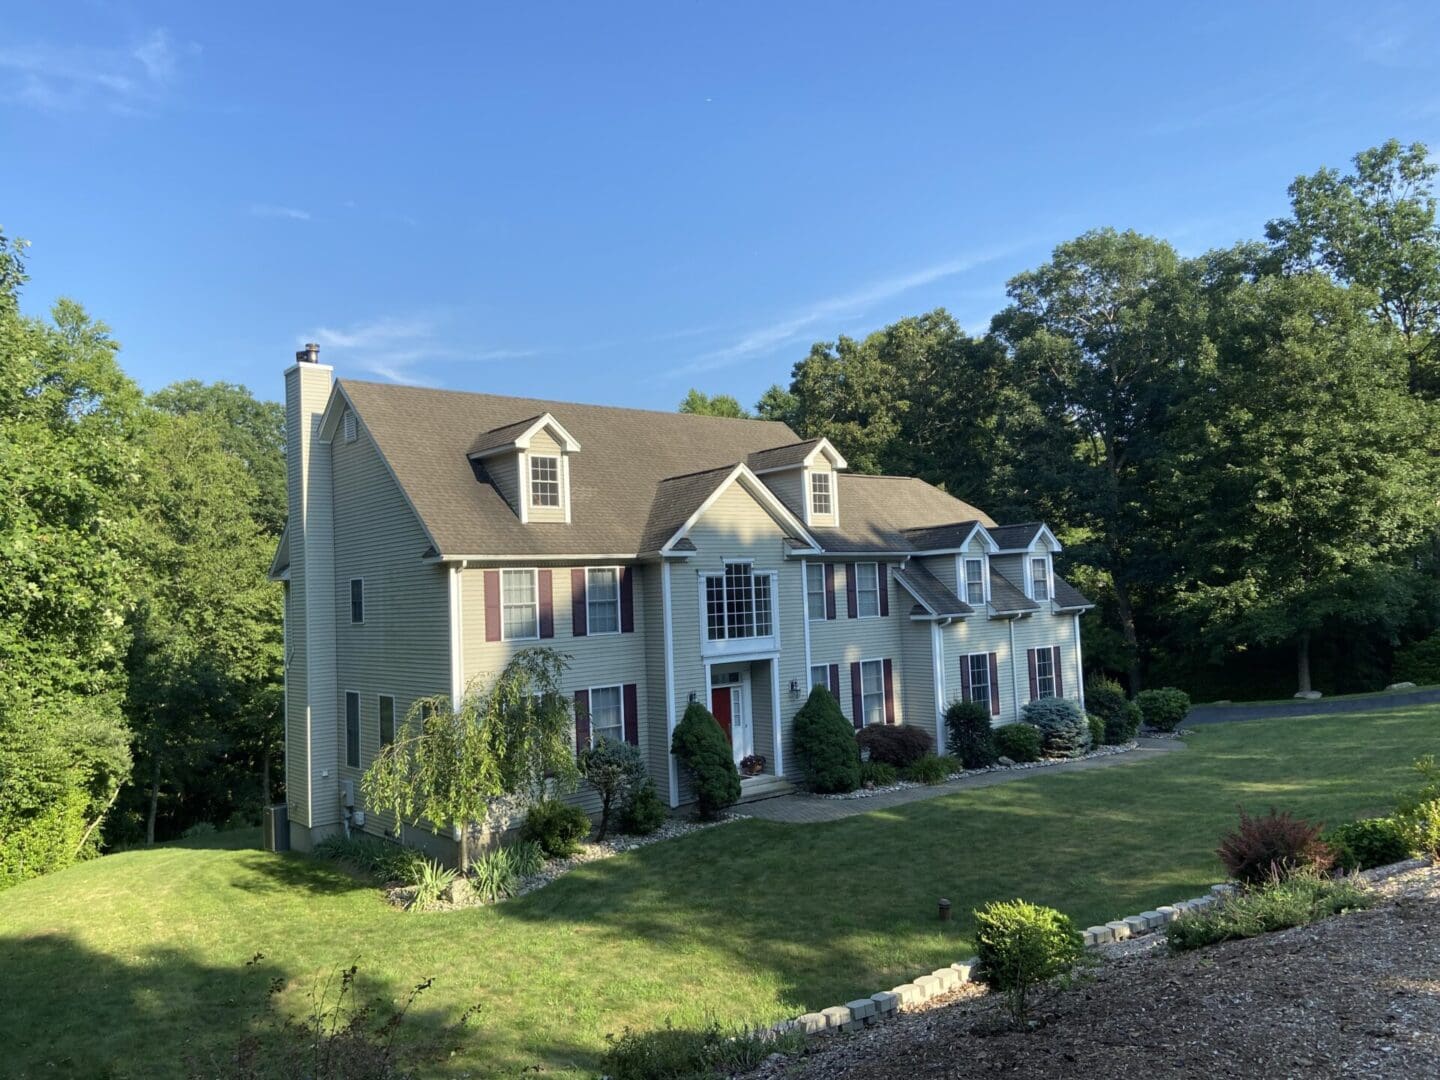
left=0, top=932, right=596, bottom=1078
left=228, top=849, right=373, bottom=897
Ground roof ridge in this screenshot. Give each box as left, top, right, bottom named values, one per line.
left=657, top=462, right=742, bottom=483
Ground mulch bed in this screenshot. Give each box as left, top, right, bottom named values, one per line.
left=752, top=863, right=1440, bottom=1079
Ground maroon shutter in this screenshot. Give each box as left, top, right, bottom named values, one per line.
left=538, top=569, right=554, bottom=638
left=574, top=689, right=590, bottom=755
left=823, top=564, right=837, bottom=620
left=620, top=566, right=635, bottom=633
left=570, top=568, right=587, bottom=637
left=882, top=659, right=896, bottom=724
left=828, top=663, right=840, bottom=698
left=1027, top=648, right=1039, bottom=701
left=988, top=653, right=1001, bottom=716
left=850, top=662, right=863, bottom=729
left=622, top=683, right=639, bottom=746
left=845, top=563, right=858, bottom=618
left=878, top=564, right=889, bottom=617
left=1052, top=645, right=1064, bottom=697
left=484, top=570, right=501, bottom=641
left=959, top=654, right=972, bottom=701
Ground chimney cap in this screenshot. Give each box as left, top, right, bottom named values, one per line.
left=296, top=342, right=320, bottom=364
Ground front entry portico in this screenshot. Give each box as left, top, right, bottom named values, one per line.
left=710, top=665, right=754, bottom=766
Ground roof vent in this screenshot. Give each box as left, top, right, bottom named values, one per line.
left=296, top=342, right=320, bottom=364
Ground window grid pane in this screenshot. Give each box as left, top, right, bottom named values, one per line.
left=587, top=568, right=620, bottom=633
left=379, top=696, right=395, bottom=746
left=502, top=569, right=538, bottom=639
left=350, top=579, right=364, bottom=623
left=965, top=559, right=984, bottom=605
left=861, top=660, right=884, bottom=724
left=345, top=692, right=360, bottom=767
left=705, top=575, right=726, bottom=640
left=706, top=563, right=774, bottom=641
left=589, top=685, right=624, bottom=745
left=810, top=664, right=829, bottom=689
left=1036, top=648, right=1056, bottom=698
left=810, top=472, right=832, bottom=515
left=806, top=563, right=826, bottom=620
left=1033, top=558, right=1050, bottom=602
left=530, top=456, right=560, bottom=506
left=969, top=654, right=991, bottom=711
left=856, top=563, right=880, bottom=617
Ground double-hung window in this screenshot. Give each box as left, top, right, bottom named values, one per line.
left=704, top=562, right=773, bottom=642
left=1032, top=557, right=1051, bottom=602
left=810, top=664, right=830, bottom=690
left=855, top=562, right=880, bottom=618
left=806, top=563, right=827, bottom=620
left=350, top=579, right=364, bottom=623
left=967, top=654, right=992, bottom=713
left=529, top=455, right=560, bottom=507
left=964, top=558, right=985, bottom=606
left=378, top=695, right=395, bottom=746
left=501, top=568, right=539, bottom=640
left=860, top=659, right=885, bottom=725
left=344, top=691, right=360, bottom=767
left=1035, top=648, right=1057, bottom=698
left=587, top=685, right=624, bottom=746
left=586, top=567, right=620, bottom=634
left=809, top=471, right=832, bottom=516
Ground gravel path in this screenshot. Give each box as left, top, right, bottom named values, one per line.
left=753, top=864, right=1440, bottom=1079
left=1185, top=686, right=1440, bottom=725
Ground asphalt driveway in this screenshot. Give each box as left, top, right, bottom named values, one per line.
left=1185, top=685, right=1440, bottom=725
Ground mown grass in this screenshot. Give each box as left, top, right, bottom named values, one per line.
left=1, top=706, right=1431, bottom=1078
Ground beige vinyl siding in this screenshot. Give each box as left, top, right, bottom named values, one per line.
left=941, top=615, right=1019, bottom=724
left=900, top=618, right=940, bottom=748
left=484, top=450, right=523, bottom=516
left=805, top=462, right=837, bottom=528
left=748, top=658, right=775, bottom=770
left=760, top=467, right=804, bottom=520
left=808, top=562, right=907, bottom=727
left=1010, top=612, right=1080, bottom=710
left=919, top=553, right=959, bottom=593
left=525, top=429, right=567, bottom=523
left=282, top=577, right=309, bottom=824
left=331, top=422, right=450, bottom=839
left=992, top=553, right=1025, bottom=587
left=461, top=563, right=650, bottom=816
left=668, top=480, right=806, bottom=801
left=640, top=562, right=671, bottom=786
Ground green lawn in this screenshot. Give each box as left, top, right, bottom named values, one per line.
left=2, top=707, right=1432, bottom=1078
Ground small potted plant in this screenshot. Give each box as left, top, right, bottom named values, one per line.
left=739, top=754, right=766, bottom=777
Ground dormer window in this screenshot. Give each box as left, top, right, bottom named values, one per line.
left=963, top=557, right=986, bottom=606
left=809, top=471, right=832, bottom=517
left=1031, top=557, right=1051, bottom=602
left=530, top=455, right=561, bottom=508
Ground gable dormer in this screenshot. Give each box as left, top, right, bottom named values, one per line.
left=468, top=413, right=581, bottom=524
left=988, top=522, right=1062, bottom=604
left=954, top=524, right=1000, bottom=608
left=748, top=437, right=847, bottom=529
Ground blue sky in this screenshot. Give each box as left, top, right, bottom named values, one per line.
left=3, top=2, right=1439, bottom=409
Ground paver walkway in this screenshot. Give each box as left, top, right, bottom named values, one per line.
left=1184, top=685, right=1440, bottom=725
left=742, top=739, right=1184, bottom=824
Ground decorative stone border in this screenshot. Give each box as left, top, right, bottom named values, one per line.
left=814, top=742, right=1142, bottom=801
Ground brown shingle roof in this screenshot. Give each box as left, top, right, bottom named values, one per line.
left=467, top=415, right=547, bottom=457
left=1053, top=574, right=1093, bottom=611
left=989, top=568, right=1039, bottom=613
left=802, top=476, right=995, bottom=553
left=988, top=522, right=1045, bottom=551
left=901, top=521, right=986, bottom=552
left=893, top=562, right=973, bottom=617
left=746, top=439, right=822, bottom=473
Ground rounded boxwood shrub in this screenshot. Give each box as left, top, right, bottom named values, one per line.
left=901, top=753, right=952, bottom=785
left=520, top=799, right=591, bottom=857
left=792, top=686, right=861, bottom=794
left=945, top=699, right=998, bottom=769
left=993, top=722, right=1041, bottom=763
left=619, top=778, right=668, bottom=836
left=1323, top=817, right=1415, bottom=872
left=1021, top=697, right=1090, bottom=759
left=1087, top=713, right=1105, bottom=749
left=973, top=898, right=1084, bottom=1021
left=1135, top=687, right=1191, bottom=732
left=671, top=702, right=742, bottom=817
left=856, top=723, right=933, bottom=768
left=1085, top=676, right=1141, bottom=744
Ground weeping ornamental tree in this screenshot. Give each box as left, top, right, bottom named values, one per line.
left=362, top=649, right=580, bottom=867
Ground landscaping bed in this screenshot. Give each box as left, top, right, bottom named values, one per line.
left=757, top=861, right=1440, bottom=1079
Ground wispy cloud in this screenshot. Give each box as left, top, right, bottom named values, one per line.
left=679, top=250, right=1010, bottom=374
left=0, top=28, right=196, bottom=114
left=303, top=316, right=532, bottom=386
left=249, top=203, right=312, bottom=221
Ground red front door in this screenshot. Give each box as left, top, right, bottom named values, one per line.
left=710, top=687, right=733, bottom=744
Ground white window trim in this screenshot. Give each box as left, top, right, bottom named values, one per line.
left=1028, top=555, right=1052, bottom=603
left=858, top=657, right=885, bottom=726
left=378, top=692, right=396, bottom=747
left=809, top=470, right=833, bottom=519
left=1034, top=647, right=1057, bottom=699
left=349, top=577, right=365, bottom=625
left=528, top=453, right=562, bottom=509
left=344, top=689, right=361, bottom=769
left=805, top=562, right=827, bottom=622
left=583, top=683, right=626, bottom=748
left=809, top=663, right=830, bottom=690
left=965, top=653, right=998, bottom=717
left=500, top=567, right=541, bottom=642
left=697, top=561, right=780, bottom=658
left=585, top=566, right=623, bottom=637
left=854, top=561, right=881, bottom=619
left=960, top=556, right=989, bottom=607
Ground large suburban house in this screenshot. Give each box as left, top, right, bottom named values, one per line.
left=271, top=344, right=1092, bottom=856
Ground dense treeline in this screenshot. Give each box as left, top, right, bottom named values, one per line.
left=0, top=233, right=284, bottom=887
left=686, top=140, right=1440, bottom=700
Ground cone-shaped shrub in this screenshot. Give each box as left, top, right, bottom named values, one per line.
left=792, top=686, right=861, bottom=793
left=671, top=702, right=741, bottom=818
left=1022, top=697, right=1090, bottom=758
left=945, top=699, right=998, bottom=768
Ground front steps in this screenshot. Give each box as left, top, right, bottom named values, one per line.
left=736, top=774, right=795, bottom=803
